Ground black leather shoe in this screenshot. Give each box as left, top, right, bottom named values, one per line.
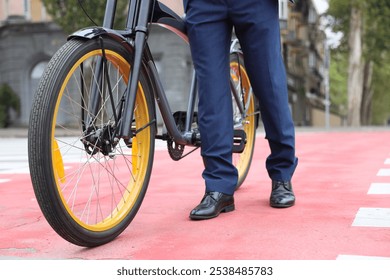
left=189, top=191, right=235, bottom=220
left=270, top=181, right=295, bottom=208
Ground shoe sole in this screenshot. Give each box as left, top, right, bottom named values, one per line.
left=189, top=204, right=235, bottom=220
left=270, top=201, right=295, bottom=208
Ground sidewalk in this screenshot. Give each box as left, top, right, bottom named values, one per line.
left=0, top=128, right=29, bottom=138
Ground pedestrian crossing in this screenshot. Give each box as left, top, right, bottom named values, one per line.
left=344, top=156, right=390, bottom=260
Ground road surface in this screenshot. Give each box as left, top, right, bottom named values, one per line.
left=0, top=128, right=390, bottom=260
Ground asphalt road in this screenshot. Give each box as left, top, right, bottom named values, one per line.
left=0, top=127, right=390, bottom=260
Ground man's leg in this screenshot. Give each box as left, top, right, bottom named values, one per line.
left=185, top=0, right=237, bottom=219
left=186, top=0, right=238, bottom=196
left=230, top=0, right=297, bottom=206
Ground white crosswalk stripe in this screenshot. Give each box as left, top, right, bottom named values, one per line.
left=368, top=183, right=390, bottom=194
left=337, top=255, right=390, bottom=260
left=352, top=208, right=390, bottom=227
left=0, top=138, right=29, bottom=174
left=377, top=168, right=390, bottom=176
left=0, top=162, right=30, bottom=174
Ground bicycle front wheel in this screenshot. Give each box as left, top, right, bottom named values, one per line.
left=230, top=53, right=257, bottom=189
left=28, top=38, right=156, bottom=247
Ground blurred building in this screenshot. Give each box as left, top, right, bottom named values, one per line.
left=0, top=0, right=63, bottom=125
left=160, top=0, right=183, bottom=15
left=0, top=0, right=340, bottom=127
left=281, top=0, right=342, bottom=126
left=0, top=0, right=49, bottom=22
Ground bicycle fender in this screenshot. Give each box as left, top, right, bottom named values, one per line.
left=68, top=27, right=156, bottom=63
left=152, top=2, right=188, bottom=43
left=68, top=27, right=127, bottom=43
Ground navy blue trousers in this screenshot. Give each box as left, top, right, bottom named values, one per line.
left=184, top=0, right=298, bottom=195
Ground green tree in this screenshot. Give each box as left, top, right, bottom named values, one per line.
left=371, top=54, right=390, bottom=125
left=42, top=0, right=128, bottom=34
left=329, top=50, right=348, bottom=117
left=0, top=84, right=20, bottom=128
left=328, top=0, right=390, bottom=126
left=362, top=1, right=390, bottom=125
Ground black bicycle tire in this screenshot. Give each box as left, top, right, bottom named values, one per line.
left=28, top=37, right=156, bottom=247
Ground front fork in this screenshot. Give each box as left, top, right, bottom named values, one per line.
left=119, top=0, right=153, bottom=138
left=86, top=0, right=153, bottom=141
left=86, top=0, right=118, bottom=128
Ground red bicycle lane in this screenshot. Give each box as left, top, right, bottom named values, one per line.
left=0, top=129, right=389, bottom=260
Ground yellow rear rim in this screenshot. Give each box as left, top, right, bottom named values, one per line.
left=230, top=61, right=256, bottom=181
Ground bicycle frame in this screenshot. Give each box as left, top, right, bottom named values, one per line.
left=70, top=0, right=250, bottom=148
left=28, top=0, right=258, bottom=247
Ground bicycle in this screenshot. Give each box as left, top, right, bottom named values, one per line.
left=28, top=0, right=259, bottom=247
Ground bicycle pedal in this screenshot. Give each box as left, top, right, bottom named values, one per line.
left=233, top=129, right=246, bottom=153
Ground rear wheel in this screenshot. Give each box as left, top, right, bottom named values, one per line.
left=230, top=53, right=257, bottom=189
left=28, top=38, right=156, bottom=247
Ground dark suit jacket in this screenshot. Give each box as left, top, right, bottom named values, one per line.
left=183, top=0, right=295, bottom=13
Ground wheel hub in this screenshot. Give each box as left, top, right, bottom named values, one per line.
left=82, top=125, right=118, bottom=156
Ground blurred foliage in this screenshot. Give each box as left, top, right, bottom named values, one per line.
left=371, top=54, right=390, bottom=125
left=364, top=0, right=390, bottom=65
left=42, top=0, right=128, bottom=34
left=327, top=0, right=390, bottom=125
left=329, top=50, right=348, bottom=116
left=0, top=84, right=20, bottom=128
